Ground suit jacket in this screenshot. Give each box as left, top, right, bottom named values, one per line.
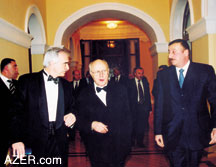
left=154, top=62, right=216, bottom=151
left=11, top=70, right=75, bottom=156
left=0, top=78, right=18, bottom=166
left=71, top=78, right=87, bottom=99
left=0, top=78, right=18, bottom=142
left=110, top=75, right=129, bottom=87
left=128, top=76, right=152, bottom=113
left=76, top=82, right=132, bottom=163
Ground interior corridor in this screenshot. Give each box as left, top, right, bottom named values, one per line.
left=68, top=112, right=216, bottom=167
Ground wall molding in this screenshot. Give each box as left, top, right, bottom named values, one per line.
left=31, top=44, right=48, bottom=54
left=150, top=42, right=168, bottom=57
left=0, top=18, right=33, bottom=48
left=187, top=17, right=216, bottom=41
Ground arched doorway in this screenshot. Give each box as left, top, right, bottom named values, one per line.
left=54, top=3, right=167, bottom=84
left=25, top=5, right=46, bottom=72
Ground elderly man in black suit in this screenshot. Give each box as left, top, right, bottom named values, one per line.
left=0, top=58, right=19, bottom=166
left=128, top=67, right=152, bottom=148
left=154, top=39, right=216, bottom=167
left=76, top=59, right=132, bottom=167
left=10, top=47, right=76, bottom=167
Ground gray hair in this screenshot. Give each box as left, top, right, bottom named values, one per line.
left=43, top=47, right=70, bottom=67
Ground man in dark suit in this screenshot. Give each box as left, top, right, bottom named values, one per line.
left=110, top=67, right=128, bottom=87
left=0, top=58, right=19, bottom=166
left=154, top=39, right=216, bottom=167
left=69, top=69, right=87, bottom=141
left=76, top=59, right=132, bottom=167
left=128, top=67, right=152, bottom=147
left=11, top=47, right=76, bottom=167
left=71, top=69, right=87, bottom=98
left=152, top=65, right=168, bottom=99
left=84, top=70, right=93, bottom=85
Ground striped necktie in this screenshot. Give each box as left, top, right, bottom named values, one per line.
left=138, top=80, right=144, bottom=104
left=7, top=80, right=15, bottom=94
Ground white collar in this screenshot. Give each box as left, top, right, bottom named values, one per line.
left=176, top=60, right=190, bottom=72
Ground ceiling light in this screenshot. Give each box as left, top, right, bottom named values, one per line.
left=106, top=21, right=118, bottom=29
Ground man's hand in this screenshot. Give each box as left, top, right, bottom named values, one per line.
left=155, top=134, right=165, bottom=148
left=209, top=129, right=216, bottom=144
left=12, top=142, right=25, bottom=159
left=64, top=113, right=76, bottom=127
left=91, top=121, right=108, bottom=133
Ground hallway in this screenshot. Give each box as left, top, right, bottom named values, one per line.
left=68, top=113, right=216, bottom=167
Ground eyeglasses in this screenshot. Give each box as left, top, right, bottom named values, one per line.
left=91, top=70, right=108, bottom=76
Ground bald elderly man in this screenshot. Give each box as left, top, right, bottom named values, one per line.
left=76, top=59, right=132, bottom=167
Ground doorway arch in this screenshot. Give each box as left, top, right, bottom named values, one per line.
left=54, top=2, right=167, bottom=51
left=25, top=5, right=46, bottom=54
left=170, top=0, right=194, bottom=40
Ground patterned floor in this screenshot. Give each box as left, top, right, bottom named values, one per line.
left=68, top=113, right=216, bottom=167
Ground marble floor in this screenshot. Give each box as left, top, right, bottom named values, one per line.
left=68, top=113, right=216, bottom=167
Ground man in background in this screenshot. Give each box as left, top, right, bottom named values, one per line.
left=128, top=67, right=152, bottom=148
left=11, top=47, right=76, bottom=167
left=152, top=65, right=168, bottom=99
left=0, top=58, right=19, bottom=166
left=110, top=67, right=128, bottom=87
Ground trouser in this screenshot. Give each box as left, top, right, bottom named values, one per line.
left=133, top=105, right=149, bottom=145
left=167, top=146, right=203, bottom=167
left=91, top=161, right=125, bottom=167
left=28, top=122, right=68, bottom=167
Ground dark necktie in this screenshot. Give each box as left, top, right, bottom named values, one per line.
left=96, top=86, right=107, bottom=93
left=179, top=69, right=184, bottom=88
left=75, top=81, right=78, bottom=90
left=48, top=75, right=59, bottom=84
left=115, top=76, right=118, bottom=83
left=138, top=80, right=144, bottom=104
left=7, top=80, right=15, bottom=94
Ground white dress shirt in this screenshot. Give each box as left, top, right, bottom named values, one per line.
left=73, top=80, right=80, bottom=89
left=43, top=70, right=58, bottom=122
left=135, top=77, right=145, bottom=102
left=94, top=82, right=107, bottom=106
left=176, top=60, right=190, bottom=80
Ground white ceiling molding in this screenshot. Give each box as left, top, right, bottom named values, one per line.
left=0, top=18, right=33, bottom=48
left=149, top=42, right=168, bottom=57
left=187, top=17, right=216, bottom=41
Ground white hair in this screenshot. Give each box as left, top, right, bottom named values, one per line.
left=89, top=59, right=109, bottom=72
left=43, top=47, right=69, bottom=67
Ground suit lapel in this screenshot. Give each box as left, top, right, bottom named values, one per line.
left=182, top=63, right=194, bottom=90
left=168, top=66, right=182, bottom=99
left=38, top=71, right=49, bottom=127
left=0, top=78, right=10, bottom=93
left=106, top=82, right=113, bottom=108
left=55, top=79, right=65, bottom=129
left=132, top=78, right=138, bottom=97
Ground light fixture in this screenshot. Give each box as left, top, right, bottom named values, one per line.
left=106, top=21, right=118, bottom=29
left=107, top=41, right=115, bottom=48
